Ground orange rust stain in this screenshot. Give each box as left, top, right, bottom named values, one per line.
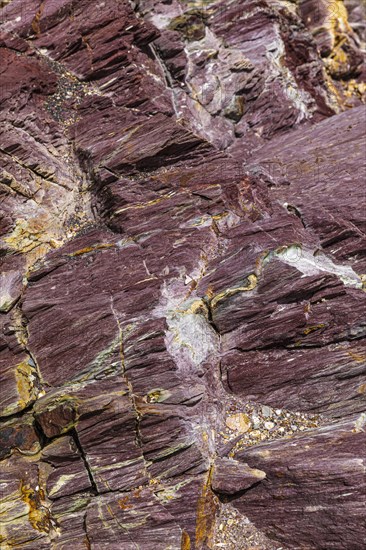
left=15, top=360, right=35, bottom=411
left=195, top=469, right=218, bottom=549
left=118, top=496, right=132, bottom=510
left=181, top=530, right=191, bottom=550
left=205, top=285, right=215, bottom=300
left=21, top=482, right=51, bottom=533
left=347, top=351, right=366, bottom=363
left=303, top=324, right=325, bottom=336
left=69, top=243, right=116, bottom=257
left=31, top=1, right=45, bottom=35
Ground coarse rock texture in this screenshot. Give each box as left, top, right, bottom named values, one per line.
left=0, top=1, right=365, bottom=549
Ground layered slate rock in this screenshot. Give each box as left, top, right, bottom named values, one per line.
left=233, top=418, right=366, bottom=550
left=0, top=0, right=365, bottom=549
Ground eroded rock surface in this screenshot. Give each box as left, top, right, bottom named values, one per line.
left=0, top=0, right=365, bottom=548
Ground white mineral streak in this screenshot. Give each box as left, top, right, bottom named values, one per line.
left=166, top=309, right=218, bottom=369
left=353, top=412, right=366, bottom=433
left=156, top=280, right=219, bottom=374
left=0, top=270, right=20, bottom=312
left=265, top=25, right=314, bottom=120
left=274, top=245, right=363, bottom=289
left=152, top=278, right=220, bottom=459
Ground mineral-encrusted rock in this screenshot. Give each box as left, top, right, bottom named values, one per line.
left=0, top=0, right=365, bottom=549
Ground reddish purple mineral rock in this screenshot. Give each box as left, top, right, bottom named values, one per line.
left=0, top=1, right=365, bottom=548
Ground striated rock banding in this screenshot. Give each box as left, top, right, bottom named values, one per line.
left=0, top=0, right=365, bottom=548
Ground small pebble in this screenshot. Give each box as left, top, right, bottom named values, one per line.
left=226, top=413, right=251, bottom=433
left=261, top=405, right=272, bottom=417
left=249, top=430, right=261, bottom=438
left=251, top=414, right=261, bottom=429
left=221, top=399, right=321, bottom=454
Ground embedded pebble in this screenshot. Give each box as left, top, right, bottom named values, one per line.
left=251, top=414, right=261, bottom=429
left=221, top=399, right=322, bottom=456
left=226, top=413, right=251, bottom=433
left=262, top=405, right=272, bottom=417
left=249, top=430, right=261, bottom=439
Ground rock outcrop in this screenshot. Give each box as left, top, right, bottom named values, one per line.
left=0, top=1, right=365, bottom=549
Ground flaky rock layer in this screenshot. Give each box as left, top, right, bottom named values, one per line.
left=0, top=1, right=365, bottom=549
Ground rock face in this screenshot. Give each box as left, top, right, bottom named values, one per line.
left=0, top=1, right=365, bottom=549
